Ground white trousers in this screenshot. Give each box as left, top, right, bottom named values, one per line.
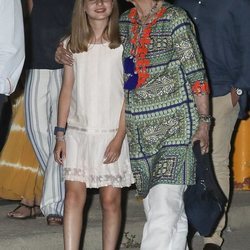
left=141, top=184, right=188, bottom=250
left=25, top=69, right=65, bottom=216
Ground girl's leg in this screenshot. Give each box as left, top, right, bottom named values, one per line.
left=64, top=180, right=86, bottom=250
left=99, top=186, right=122, bottom=250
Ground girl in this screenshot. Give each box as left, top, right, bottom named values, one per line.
left=54, top=0, right=134, bottom=249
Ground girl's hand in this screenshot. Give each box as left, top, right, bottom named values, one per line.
left=103, top=137, right=123, bottom=164
left=192, top=122, right=210, bottom=154
left=55, top=42, right=74, bottom=66
left=54, top=141, right=66, bottom=165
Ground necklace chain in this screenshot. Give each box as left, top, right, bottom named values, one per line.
left=140, top=1, right=159, bottom=25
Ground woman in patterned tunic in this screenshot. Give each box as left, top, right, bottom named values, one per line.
left=119, top=0, right=210, bottom=249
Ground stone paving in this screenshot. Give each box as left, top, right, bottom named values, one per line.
left=0, top=189, right=250, bottom=250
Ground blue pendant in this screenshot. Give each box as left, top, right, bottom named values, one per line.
left=124, top=56, right=135, bottom=74
left=124, top=56, right=138, bottom=90
left=124, top=73, right=138, bottom=90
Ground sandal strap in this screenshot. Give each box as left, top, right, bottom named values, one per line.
left=11, top=204, right=23, bottom=213
left=8, top=203, right=35, bottom=218
left=19, top=203, right=34, bottom=209
left=11, top=203, right=33, bottom=212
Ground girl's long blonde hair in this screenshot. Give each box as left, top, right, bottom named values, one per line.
left=67, top=0, right=121, bottom=53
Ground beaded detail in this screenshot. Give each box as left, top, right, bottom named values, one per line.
left=191, top=80, right=210, bottom=95
left=124, top=6, right=167, bottom=89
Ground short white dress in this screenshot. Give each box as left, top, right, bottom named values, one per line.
left=64, top=43, right=135, bottom=188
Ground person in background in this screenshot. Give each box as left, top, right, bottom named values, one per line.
left=0, top=0, right=43, bottom=220
left=0, top=0, right=25, bottom=151
left=54, top=0, right=134, bottom=249
left=0, top=92, right=43, bottom=219
left=24, top=0, right=75, bottom=225
left=174, top=0, right=250, bottom=249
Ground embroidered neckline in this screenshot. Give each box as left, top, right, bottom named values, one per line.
left=128, top=6, right=167, bottom=88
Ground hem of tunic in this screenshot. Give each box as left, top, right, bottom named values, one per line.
left=135, top=180, right=195, bottom=198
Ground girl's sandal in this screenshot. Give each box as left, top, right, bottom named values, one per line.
left=7, top=203, right=36, bottom=219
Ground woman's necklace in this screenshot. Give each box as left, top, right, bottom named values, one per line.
left=140, top=1, right=158, bottom=25
left=124, top=3, right=167, bottom=90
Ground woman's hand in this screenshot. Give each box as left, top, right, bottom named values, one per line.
left=192, top=122, right=210, bottom=154
left=231, top=87, right=240, bottom=107
left=54, top=140, right=66, bottom=165
left=103, top=137, right=123, bottom=164
left=55, top=42, right=74, bottom=66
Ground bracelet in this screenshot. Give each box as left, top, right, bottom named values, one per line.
left=54, top=126, right=66, bottom=135
left=55, top=136, right=65, bottom=142
left=198, top=114, right=212, bottom=124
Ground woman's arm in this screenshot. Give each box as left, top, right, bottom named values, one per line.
left=192, top=94, right=210, bottom=153
left=26, top=0, right=33, bottom=14
left=171, top=8, right=210, bottom=153
left=55, top=43, right=74, bottom=66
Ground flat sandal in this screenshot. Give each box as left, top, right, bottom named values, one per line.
left=7, top=203, right=36, bottom=219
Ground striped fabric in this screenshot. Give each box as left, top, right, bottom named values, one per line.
left=24, top=69, right=64, bottom=216
left=0, top=94, right=43, bottom=201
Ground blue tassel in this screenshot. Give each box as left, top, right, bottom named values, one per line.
left=124, top=74, right=138, bottom=90
left=124, top=56, right=135, bottom=74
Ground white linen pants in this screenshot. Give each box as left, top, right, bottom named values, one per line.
left=25, top=69, right=65, bottom=216
left=141, top=184, right=188, bottom=250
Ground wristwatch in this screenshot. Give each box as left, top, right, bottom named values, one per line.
left=54, top=126, right=66, bottom=135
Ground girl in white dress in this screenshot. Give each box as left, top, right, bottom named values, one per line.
left=54, top=0, right=134, bottom=249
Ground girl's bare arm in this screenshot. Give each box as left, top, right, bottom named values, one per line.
left=54, top=64, right=74, bottom=164
left=103, top=100, right=126, bottom=164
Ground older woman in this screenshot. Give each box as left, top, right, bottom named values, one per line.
left=56, top=0, right=210, bottom=249
left=120, top=0, right=209, bottom=249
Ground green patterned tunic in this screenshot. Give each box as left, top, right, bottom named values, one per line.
left=119, top=2, right=208, bottom=198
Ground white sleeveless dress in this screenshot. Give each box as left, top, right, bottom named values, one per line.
left=64, top=43, right=134, bottom=188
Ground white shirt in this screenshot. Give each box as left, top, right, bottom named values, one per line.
left=0, top=0, right=25, bottom=95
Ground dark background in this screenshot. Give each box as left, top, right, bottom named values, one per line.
left=118, top=0, right=175, bottom=14
left=118, top=1, right=133, bottom=13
